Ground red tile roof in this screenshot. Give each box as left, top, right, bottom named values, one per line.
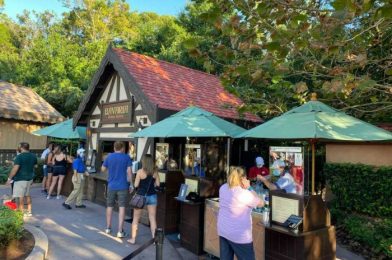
left=113, top=48, right=261, bottom=122
left=0, top=81, right=64, bottom=123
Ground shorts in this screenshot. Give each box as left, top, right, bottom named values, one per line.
left=145, top=194, right=157, bottom=206
left=107, top=189, right=128, bottom=208
left=52, top=166, right=67, bottom=176
left=43, top=166, right=48, bottom=177
left=13, top=180, right=33, bottom=198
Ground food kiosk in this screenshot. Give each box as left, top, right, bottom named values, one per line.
left=203, top=146, right=336, bottom=260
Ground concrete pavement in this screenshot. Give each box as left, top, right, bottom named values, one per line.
left=0, top=184, right=363, bottom=260
left=0, top=184, right=187, bottom=260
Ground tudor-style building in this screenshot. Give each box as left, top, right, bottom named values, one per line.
left=74, top=46, right=260, bottom=165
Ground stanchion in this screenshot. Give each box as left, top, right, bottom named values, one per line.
left=122, top=228, right=165, bottom=260
left=155, top=228, right=164, bottom=260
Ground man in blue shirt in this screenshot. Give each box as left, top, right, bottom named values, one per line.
left=63, top=148, right=89, bottom=209
left=101, top=141, right=133, bottom=238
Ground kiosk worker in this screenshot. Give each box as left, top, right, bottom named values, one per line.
left=257, top=161, right=297, bottom=194
left=218, top=166, right=264, bottom=260
left=247, top=156, right=269, bottom=181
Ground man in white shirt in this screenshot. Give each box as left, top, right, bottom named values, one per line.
left=40, top=143, right=54, bottom=194
left=257, top=161, right=297, bottom=194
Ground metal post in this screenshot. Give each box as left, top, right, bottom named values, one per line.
left=155, top=228, right=164, bottom=260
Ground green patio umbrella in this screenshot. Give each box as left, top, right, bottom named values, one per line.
left=33, top=119, right=87, bottom=139
left=237, top=94, right=392, bottom=193
left=133, top=106, right=246, bottom=138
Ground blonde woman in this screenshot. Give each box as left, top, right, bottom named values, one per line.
left=128, top=154, right=160, bottom=244
left=218, top=166, right=264, bottom=260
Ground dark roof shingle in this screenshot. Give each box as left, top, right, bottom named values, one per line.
left=0, top=81, right=64, bottom=124
left=113, top=48, right=261, bottom=122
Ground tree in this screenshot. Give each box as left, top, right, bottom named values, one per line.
left=185, top=0, right=392, bottom=122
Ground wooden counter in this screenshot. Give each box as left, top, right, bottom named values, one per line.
left=204, top=198, right=265, bottom=260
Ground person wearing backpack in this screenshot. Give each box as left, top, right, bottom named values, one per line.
left=40, top=142, right=54, bottom=195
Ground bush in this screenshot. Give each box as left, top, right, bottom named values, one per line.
left=343, top=214, right=392, bottom=258
left=33, top=161, right=44, bottom=183
left=0, top=206, right=24, bottom=248
left=324, top=163, right=392, bottom=217
left=0, top=166, right=12, bottom=184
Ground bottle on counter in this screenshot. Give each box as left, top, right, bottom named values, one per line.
left=263, top=205, right=270, bottom=225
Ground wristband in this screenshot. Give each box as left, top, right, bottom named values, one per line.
left=247, top=186, right=254, bottom=191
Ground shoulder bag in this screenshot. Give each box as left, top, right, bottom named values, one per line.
left=130, top=176, right=154, bottom=209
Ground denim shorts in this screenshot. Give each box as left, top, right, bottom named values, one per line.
left=107, top=189, right=128, bottom=207
left=43, top=166, right=48, bottom=177
left=145, top=194, right=157, bottom=206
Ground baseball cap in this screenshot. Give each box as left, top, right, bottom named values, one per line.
left=255, top=156, right=264, bottom=166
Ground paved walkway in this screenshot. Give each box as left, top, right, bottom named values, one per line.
left=0, top=184, right=187, bottom=260
left=0, top=184, right=363, bottom=260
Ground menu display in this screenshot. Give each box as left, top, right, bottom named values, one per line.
left=271, top=195, right=300, bottom=224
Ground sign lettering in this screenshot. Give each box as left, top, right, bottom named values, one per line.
left=101, top=101, right=133, bottom=124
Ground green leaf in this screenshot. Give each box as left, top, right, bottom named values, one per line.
left=377, top=5, right=392, bottom=18
left=182, top=38, right=198, bottom=49
left=265, top=41, right=280, bottom=51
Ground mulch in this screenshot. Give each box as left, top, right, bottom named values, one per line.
left=0, top=229, right=35, bottom=260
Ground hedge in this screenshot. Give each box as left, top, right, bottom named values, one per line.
left=324, top=163, right=392, bottom=217
left=0, top=206, right=24, bottom=248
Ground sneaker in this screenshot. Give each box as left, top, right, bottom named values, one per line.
left=75, top=205, right=86, bottom=208
left=46, top=195, right=51, bottom=200
left=105, top=228, right=111, bottom=234
left=117, top=231, right=127, bottom=238
left=24, top=212, right=32, bottom=217
left=56, top=195, right=61, bottom=200
left=62, top=203, right=72, bottom=210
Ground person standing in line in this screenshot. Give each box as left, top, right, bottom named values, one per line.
left=40, top=142, right=54, bottom=194
left=101, top=141, right=133, bottom=238
left=62, top=148, right=89, bottom=209
left=128, top=154, right=160, bottom=244
left=218, top=166, right=264, bottom=260
left=47, top=145, right=73, bottom=200
left=6, top=142, right=38, bottom=217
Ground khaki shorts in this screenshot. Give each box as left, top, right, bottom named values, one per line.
left=13, top=180, right=33, bottom=198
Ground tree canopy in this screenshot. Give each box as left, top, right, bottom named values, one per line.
left=0, top=0, right=391, bottom=123
left=184, top=0, right=392, bottom=123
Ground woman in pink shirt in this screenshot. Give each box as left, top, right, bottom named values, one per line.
left=218, top=166, right=264, bottom=260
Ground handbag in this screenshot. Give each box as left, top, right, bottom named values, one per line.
left=130, top=176, right=154, bottom=209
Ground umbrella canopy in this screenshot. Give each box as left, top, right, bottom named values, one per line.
left=33, top=119, right=87, bottom=139
left=237, top=100, right=392, bottom=141
left=133, top=106, right=246, bottom=138
left=236, top=97, right=392, bottom=194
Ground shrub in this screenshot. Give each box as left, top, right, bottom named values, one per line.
left=0, top=206, right=24, bottom=248
left=324, top=163, right=392, bottom=217
left=0, top=166, right=12, bottom=184
left=343, top=214, right=392, bottom=258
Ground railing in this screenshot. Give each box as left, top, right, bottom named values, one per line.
left=0, top=150, right=41, bottom=165
left=122, top=228, right=164, bottom=260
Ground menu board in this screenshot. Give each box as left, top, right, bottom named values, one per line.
left=271, top=195, right=299, bottom=224
left=271, top=195, right=300, bottom=224
left=155, top=143, right=169, bottom=170
left=185, top=178, right=199, bottom=196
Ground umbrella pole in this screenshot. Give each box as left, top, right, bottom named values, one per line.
left=311, top=141, right=316, bottom=195
left=227, top=138, right=231, bottom=172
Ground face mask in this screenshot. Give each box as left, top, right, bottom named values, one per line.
left=257, top=165, right=263, bottom=168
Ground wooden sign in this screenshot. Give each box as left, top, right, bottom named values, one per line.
left=101, top=100, right=133, bottom=124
